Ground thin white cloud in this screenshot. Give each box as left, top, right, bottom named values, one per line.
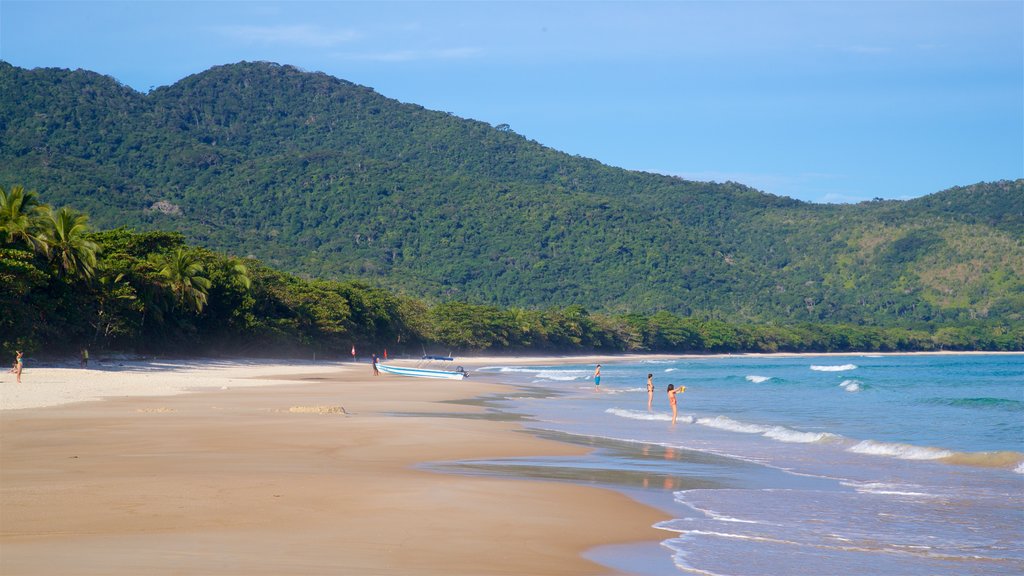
left=841, top=44, right=891, bottom=55
left=212, top=25, right=362, bottom=48
left=331, top=47, right=482, bottom=62
left=816, top=43, right=892, bottom=56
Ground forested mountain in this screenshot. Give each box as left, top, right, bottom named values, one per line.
left=2, top=60, right=1021, bottom=327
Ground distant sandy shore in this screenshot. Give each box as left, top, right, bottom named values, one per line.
left=0, top=359, right=667, bottom=575
left=2, top=351, right=1017, bottom=412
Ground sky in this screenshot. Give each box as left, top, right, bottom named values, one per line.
left=1, top=1, right=1021, bottom=204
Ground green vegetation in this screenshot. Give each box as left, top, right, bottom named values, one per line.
left=2, top=188, right=1020, bottom=357
left=1, top=61, right=1021, bottom=357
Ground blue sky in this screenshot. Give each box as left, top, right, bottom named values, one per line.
left=2, top=1, right=1021, bottom=203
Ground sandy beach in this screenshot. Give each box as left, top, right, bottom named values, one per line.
left=0, top=358, right=667, bottom=575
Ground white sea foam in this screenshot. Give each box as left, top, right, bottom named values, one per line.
left=493, top=367, right=592, bottom=382
left=848, top=440, right=954, bottom=460
left=746, top=375, right=771, bottom=383
left=842, top=481, right=937, bottom=499
left=677, top=499, right=765, bottom=525
left=763, top=428, right=839, bottom=443
left=493, top=367, right=590, bottom=381
left=1015, top=461, right=1024, bottom=475
left=535, top=369, right=591, bottom=381
left=695, top=415, right=839, bottom=444
left=668, top=529, right=799, bottom=546
left=810, top=364, right=858, bottom=372
left=697, top=415, right=770, bottom=434
left=603, top=386, right=647, bottom=395
left=839, top=379, right=861, bottom=392
left=606, top=407, right=674, bottom=421
left=665, top=368, right=678, bottom=372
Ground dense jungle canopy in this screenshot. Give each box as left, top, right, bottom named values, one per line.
left=1, top=61, right=1021, bottom=356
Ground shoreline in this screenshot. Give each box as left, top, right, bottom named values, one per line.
left=3, top=353, right=1020, bottom=573
left=0, top=361, right=668, bottom=575
left=5, top=350, right=1020, bottom=412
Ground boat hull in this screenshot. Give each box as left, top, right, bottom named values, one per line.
left=377, top=363, right=467, bottom=380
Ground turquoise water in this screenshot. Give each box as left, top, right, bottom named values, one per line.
left=477, top=354, right=1024, bottom=576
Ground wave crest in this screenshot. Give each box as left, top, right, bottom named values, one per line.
left=839, top=380, right=861, bottom=392
left=810, top=364, right=858, bottom=372
left=696, top=415, right=840, bottom=444
left=606, top=407, right=676, bottom=422
left=847, top=440, right=953, bottom=460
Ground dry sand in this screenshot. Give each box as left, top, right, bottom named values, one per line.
left=0, top=359, right=668, bottom=575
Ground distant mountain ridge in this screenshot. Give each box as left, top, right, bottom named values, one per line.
left=1, top=60, right=1021, bottom=326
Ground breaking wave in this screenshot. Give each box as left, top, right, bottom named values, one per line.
left=491, top=367, right=593, bottom=381
left=696, top=415, right=841, bottom=444
left=606, top=407, right=679, bottom=422
left=839, top=380, right=862, bottom=392
left=848, top=441, right=1024, bottom=472
left=848, top=440, right=953, bottom=460
left=811, top=364, right=858, bottom=372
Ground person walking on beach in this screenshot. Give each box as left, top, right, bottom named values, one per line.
left=14, top=350, right=23, bottom=384
left=372, top=354, right=380, bottom=376
left=80, top=347, right=89, bottom=368
left=593, top=364, right=601, bottom=390
left=647, top=373, right=654, bottom=410
left=667, top=383, right=686, bottom=425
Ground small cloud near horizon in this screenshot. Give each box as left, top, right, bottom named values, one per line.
left=331, top=47, right=482, bottom=62
left=212, top=24, right=361, bottom=47
left=840, top=44, right=891, bottom=55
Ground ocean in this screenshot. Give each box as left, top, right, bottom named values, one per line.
left=457, top=354, right=1023, bottom=575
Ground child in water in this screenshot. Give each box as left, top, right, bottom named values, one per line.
left=667, top=383, right=686, bottom=424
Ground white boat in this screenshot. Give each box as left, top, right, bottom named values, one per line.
left=377, top=355, right=469, bottom=380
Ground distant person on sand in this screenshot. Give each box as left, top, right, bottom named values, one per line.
left=593, top=364, right=601, bottom=390
left=667, top=383, right=686, bottom=425
left=647, top=373, right=654, bottom=410
left=14, top=350, right=23, bottom=383
left=81, top=347, right=89, bottom=368
left=372, top=354, right=379, bottom=376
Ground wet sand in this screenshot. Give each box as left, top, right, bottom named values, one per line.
left=0, top=362, right=667, bottom=575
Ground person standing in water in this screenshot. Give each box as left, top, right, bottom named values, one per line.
left=667, top=383, right=686, bottom=425
left=593, top=364, right=601, bottom=390
left=647, top=373, right=655, bottom=411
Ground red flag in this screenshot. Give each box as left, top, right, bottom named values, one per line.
left=351, top=345, right=356, bottom=357
left=384, top=348, right=388, bottom=360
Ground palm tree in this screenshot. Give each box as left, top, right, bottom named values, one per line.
left=226, top=259, right=251, bottom=291
left=0, top=184, right=47, bottom=251
left=40, top=206, right=99, bottom=281
left=150, top=248, right=212, bottom=313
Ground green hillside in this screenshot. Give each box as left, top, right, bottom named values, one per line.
left=2, top=60, right=1021, bottom=326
